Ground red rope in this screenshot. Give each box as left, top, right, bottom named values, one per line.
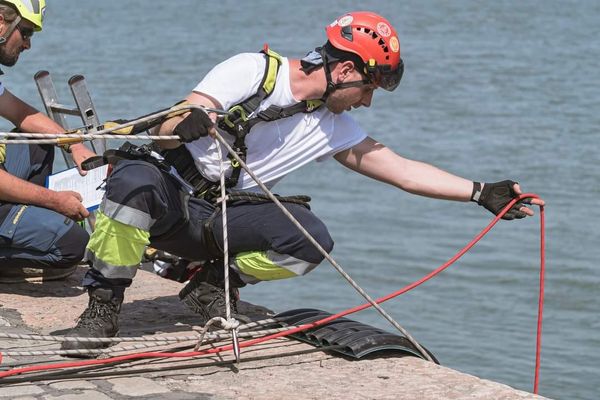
left=534, top=204, right=545, bottom=394
left=0, top=194, right=545, bottom=394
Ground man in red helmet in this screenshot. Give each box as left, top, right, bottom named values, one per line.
left=63, top=11, right=544, bottom=351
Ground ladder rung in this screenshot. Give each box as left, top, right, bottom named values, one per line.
left=47, top=103, right=81, bottom=116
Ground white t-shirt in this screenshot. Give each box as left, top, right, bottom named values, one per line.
left=186, top=52, right=367, bottom=191
left=0, top=81, right=4, bottom=97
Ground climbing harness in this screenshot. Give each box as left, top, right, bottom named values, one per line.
left=216, top=44, right=324, bottom=189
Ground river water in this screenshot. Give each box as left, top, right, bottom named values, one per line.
left=1, top=1, right=598, bottom=399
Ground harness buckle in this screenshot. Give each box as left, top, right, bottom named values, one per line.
left=257, top=105, right=285, bottom=121
left=222, top=105, right=249, bottom=130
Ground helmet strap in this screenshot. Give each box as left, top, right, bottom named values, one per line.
left=0, top=15, right=21, bottom=46
left=319, top=47, right=371, bottom=99
left=334, top=80, right=371, bottom=90
left=319, top=47, right=337, bottom=100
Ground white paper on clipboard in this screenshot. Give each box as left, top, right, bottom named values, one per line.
left=46, top=165, right=108, bottom=211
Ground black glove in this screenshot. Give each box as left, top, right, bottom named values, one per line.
left=173, top=108, right=213, bottom=143
left=472, top=180, right=530, bottom=220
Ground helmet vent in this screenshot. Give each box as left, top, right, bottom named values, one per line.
left=356, top=26, right=390, bottom=54
left=341, top=25, right=353, bottom=41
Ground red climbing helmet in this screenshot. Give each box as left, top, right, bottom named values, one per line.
left=326, top=11, right=404, bottom=91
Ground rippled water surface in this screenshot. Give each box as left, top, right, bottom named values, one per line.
left=2, top=1, right=598, bottom=398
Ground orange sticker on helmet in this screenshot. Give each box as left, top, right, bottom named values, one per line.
left=376, top=22, right=391, bottom=37
left=389, top=36, right=400, bottom=53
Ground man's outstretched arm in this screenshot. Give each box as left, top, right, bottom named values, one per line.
left=334, top=137, right=544, bottom=218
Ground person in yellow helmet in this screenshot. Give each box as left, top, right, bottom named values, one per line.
left=0, top=0, right=94, bottom=282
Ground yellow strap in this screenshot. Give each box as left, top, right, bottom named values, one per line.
left=166, top=100, right=191, bottom=119
left=306, top=99, right=324, bottom=112
left=56, top=137, right=84, bottom=145
left=102, top=121, right=135, bottom=135
left=262, top=47, right=283, bottom=95
left=101, top=100, right=191, bottom=135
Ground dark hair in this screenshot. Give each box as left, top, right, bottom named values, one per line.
left=323, top=41, right=366, bottom=72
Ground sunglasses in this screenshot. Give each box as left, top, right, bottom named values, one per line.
left=16, top=24, right=34, bottom=41
left=364, top=58, right=404, bottom=92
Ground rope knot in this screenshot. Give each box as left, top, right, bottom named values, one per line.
left=222, top=318, right=240, bottom=330
left=194, top=316, right=241, bottom=351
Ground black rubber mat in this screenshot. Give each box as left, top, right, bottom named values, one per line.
left=274, top=308, right=438, bottom=363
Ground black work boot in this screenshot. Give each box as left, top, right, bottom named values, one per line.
left=178, top=262, right=249, bottom=324
left=61, top=287, right=122, bottom=355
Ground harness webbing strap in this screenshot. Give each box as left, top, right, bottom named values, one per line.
left=218, top=45, right=324, bottom=189
left=162, top=145, right=214, bottom=196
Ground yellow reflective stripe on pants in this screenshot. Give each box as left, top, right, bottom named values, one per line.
left=86, top=211, right=150, bottom=279
left=232, top=250, right=318, bottom=283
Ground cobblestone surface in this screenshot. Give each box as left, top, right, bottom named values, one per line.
left=0, top=266, right=552, bottom=399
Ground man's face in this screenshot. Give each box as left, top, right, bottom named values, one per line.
left=324, top=62, right=377, bottom=114
left=326, top=82, right=376, bottom=115
left=0, top=18, right=33, bottom=67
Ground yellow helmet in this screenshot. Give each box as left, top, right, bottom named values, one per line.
left=0, top=0, right=45, bottom=31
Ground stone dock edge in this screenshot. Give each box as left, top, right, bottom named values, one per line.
left=0, top=266, right=551, bottom=400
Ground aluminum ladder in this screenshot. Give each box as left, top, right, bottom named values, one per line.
left=34, top=71, right=107, bottom=231
left=34, top=71, right=106, bottom=167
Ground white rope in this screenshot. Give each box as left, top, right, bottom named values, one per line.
left=0, top=132, right=180, bottom=140
left=213, top=139, right=241, bottom=362
left=216, top=139, right=232, bottom=324
left=2, top=325, right=295, bottom=357
left=0, top=104, right=226, bottom=144
left=0, top=318, right=278, bottom=343
left=2, top=342, right=173, bottom=357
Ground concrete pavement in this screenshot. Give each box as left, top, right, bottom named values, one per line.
left=0, top=266, right=551, bottom=399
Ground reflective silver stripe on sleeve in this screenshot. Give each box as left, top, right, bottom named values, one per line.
left=265, top=250, right=319, bottom=276
left=100, top=198, right=156, bottom=231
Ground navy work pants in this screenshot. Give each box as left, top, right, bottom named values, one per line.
left=0, top=144, right=89, bottom=269
left=84, top=160, right=333, bottom=288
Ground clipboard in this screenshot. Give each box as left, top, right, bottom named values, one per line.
left=46, top=165, right=108, bottom=211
